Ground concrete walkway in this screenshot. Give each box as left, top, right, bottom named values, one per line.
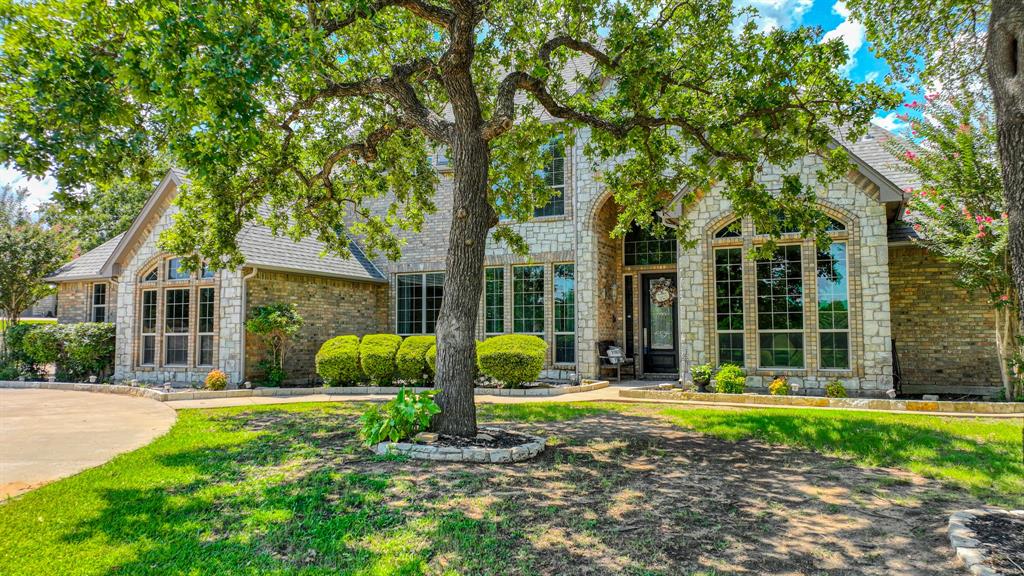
left=0, top=389, right=176, bottom=499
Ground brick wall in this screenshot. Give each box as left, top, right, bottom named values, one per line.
left=245, top=270, right=389, bottom=383
left=888, top=246, right=1001, bottom=390
left=56, top=281, right=116, bottom=324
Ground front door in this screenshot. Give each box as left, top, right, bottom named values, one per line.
left=641, top=273, right=678, bottom=374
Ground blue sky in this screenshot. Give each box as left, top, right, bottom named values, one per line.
left=2, top=0, right=914, bottom=209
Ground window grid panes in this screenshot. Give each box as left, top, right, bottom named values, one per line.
left=624, top=223, right=677, bottom=266
left=91, top=283, right=107, bottom=322
left=534, top=139, right=565, bottom=217
left=513, top=265, right=545, bottom=334
left=197, top=287, right=215, bottom=366
left=553, top=264, right=575, bottom=363
left=143, top=268, right=158, bottom=282
left=396, top=273, right=444, bottom=335
left=167, top=258, right=190, bottom=280
left=484, top=267, right=504, bottom=334
left=756, top=245, right=805, bottom=368
left=817, top=242, right=850, bottom=369
left=141, top=290, right=157, bottom=366
left=714, top=248, right=744, bottom=365
left=164, top=288, right=190, bottom=365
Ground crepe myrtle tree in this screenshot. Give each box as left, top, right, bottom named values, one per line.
left=0, top=0, right=896, bottom=436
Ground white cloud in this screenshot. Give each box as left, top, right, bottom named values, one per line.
left=735, top=0, right=814, bottom=31
left=0, top=165, right=56, bottom=210
left=864, top=71, right=880, bottom=83
left=820, top=1, right=866, bottom=76
left=871, top=112, right=908, bottom=132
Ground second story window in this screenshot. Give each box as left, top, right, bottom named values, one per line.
left=534, top=138, right=565, bottom=218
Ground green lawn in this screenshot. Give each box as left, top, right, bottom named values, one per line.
left=0, top=402, right=1019, bottom=575
left=0, top=317, right=56, bottom=331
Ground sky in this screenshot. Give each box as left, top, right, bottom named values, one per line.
left=1, top=0, right=916, bottom=210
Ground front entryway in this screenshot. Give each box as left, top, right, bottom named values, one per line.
left=641, top=273, right=678, bottom=373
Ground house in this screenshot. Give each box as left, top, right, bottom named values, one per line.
left=47, top=131, right=1004, bottom=396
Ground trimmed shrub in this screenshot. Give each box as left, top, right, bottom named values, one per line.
left=360, top=334, right=403, bottom=384
left=825, top=379, right=848, bottom=398
left=714, top=364, right=746, bottom=394
left=205, top=370, right=229, bottom=391
left=395, top=335, right=435, bottom=383
left=476, top=334, right=546, bottom=389
left=22, top=324, right=64, bottom=365
left=62, top=323, right=115, bottom=381
left=425, top=344, right=437, bottom=374
left=316, top=335, right=363, bottom=386
left=768, top=376, right=790, bottom=396
left=3, top=322, right=39, bottom=369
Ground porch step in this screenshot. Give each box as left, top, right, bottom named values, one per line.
left=641, top=373, right=679, bottom=381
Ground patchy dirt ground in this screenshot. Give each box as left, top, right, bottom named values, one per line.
left=230, top=407, right=976, bottom=575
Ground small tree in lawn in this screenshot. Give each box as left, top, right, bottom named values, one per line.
left=245, top=303, right=304, bottom=387
left=892, top=96, right=1021, bottom=400
left=0, top=0, right=897, bottom=436
left=0, top=186, right=71, bottom=339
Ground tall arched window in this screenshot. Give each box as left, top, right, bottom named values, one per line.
left=136, top=257, right=218, bottom=369
left=708, top=211, right=854, bottom=373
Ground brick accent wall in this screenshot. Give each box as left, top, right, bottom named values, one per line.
left=56, top=281, right=116, bottom=324
left=245, top=270, right=389, bottom=383
left=888, top=246, right=1001, bottom=390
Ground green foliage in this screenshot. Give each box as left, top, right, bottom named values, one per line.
left=0, top=362, right=19, bottom=380
left=360, top=334, right=403, bottom=385
left=825, top=380, right=848, bottom=398
left=3, top=322, right=39, bottom=369
left=425, top=344, right=437, bottom=374
left=21, top=323, right=114, bottom=381
left=691, top=363, right=713, bottom=386
left=245, top=303, right=303, bottom=386
left=714, top=364, right=746, bottom=394
left=40, top=175, right=156, bottom=252
left=359, top=388, right=441, bottom=446
left=395, top=335, right=436, bottom=383
left=204, top=370, right=229, bottom=391
left=476, top=334, right=546, bottom=389
left=768, top=376, right=790, bottom=396
left=315, top=335, right=363, bottom=386
left=0, top=186, right=72, bottom=325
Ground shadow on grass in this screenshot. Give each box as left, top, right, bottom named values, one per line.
left=657, top=407, right=1024, bottom=508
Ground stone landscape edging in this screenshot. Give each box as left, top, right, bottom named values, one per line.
left=948, top=508, right=1024, bottom=576
left=371, top=426, right=546, bottom=463
left=619, top=386, right=1024, bottom=415
left=0, top=379, right=609, bottom=402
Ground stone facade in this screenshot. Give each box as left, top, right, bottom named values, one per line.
left=888, top=246, right=1001, bottom=392
left=56, top=281, right=116, bottom=324
left=244, top=269, right=389, bottom=384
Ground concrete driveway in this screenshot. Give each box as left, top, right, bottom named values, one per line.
left=0, top=389, right=176, bottom=499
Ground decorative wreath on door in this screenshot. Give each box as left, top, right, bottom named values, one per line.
left=650, top=278, right=676, bottom=307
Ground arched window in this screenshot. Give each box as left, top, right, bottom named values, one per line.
left=136, top=256, right=217, bottom=369
left=709, top=211, right=853, bottom=372
left=624, top=220, right=676, bottom=266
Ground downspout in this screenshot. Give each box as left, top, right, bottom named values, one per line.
left=239, top=266, right=258, bottom=385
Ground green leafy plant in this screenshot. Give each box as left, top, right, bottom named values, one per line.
left=3, top=322, right=40, bottom=372
left=359, top=387, right=441, bottom=446
left=691, top=363, right=713, bottom=390
left=0, top=362, right=20, bottom=380
left=425, top=344, right=437, bottom=375
left=245, top=303, right=303, bottom=387
left=21, top=323, right=63, bottom=366
left=20, top=323, right=114, bottom=381
left=360, top=334, right=403, bottom=385
left=204, top=370, right=228, bottom=391
left=768, top=376, right=790, bottom=396
left=315, top=335, right=363, bottom=386
left=395, top=335, right=436, bottom=384
left=714, top=364, right=747, bottom=394
left=476, top=334, right=546, bottom=389
left=825, top=380, right=848, bottom=398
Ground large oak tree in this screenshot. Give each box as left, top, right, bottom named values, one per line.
left=0, top=0, right=894, bottom=436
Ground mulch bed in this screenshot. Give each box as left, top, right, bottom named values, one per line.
left=969, top=513, right=1024, bottom=575
left=414, top=428, right=535, bottom=449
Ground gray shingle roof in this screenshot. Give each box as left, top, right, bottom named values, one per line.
left=888, top=221, right=923, bottom=244
left=236, top=218, right=385, bottom=282
left=47, top=233, right=125, bottom=281
left=835, top=123, right=919, bottom=191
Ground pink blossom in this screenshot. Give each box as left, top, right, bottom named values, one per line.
left=925, top=92, right=939, bottom=102
left=904, top=186, right=915, bottom=194
left=913, top=224, right=922, bottom=232
left=978, top=223, right=986, bottom=231
left=976, top=215, right=984, bottom=223
left=977, top=232, right=987, bottom=238
left=905, top=101, right=921, bottom=109
left=985, top=216, right=994, bottom=224
left=958, top=124, right=971, bottom=134
left=905, top=208, right=912, bottom=216
left=1002, top=212, right=1009, bottom=219
left=961, top=206, right=970, bottom=216
left=953, top=152, right=961, bottom=159
left=904, top=150, right=918, bottom=161
left=896, top=113, right=910, bottom=122
left=1000, top=295, right=1010, bottom=302
left=939, top=205, right=944, bottom=211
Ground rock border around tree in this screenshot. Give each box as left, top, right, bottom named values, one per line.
left=371, top=427, right=546, bottom=463
left=948, top=508, right=1024, bottom=576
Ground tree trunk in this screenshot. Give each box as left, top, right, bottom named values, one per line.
left=987, top=0, right=1024, bottom=337
left=431, top=130, right=493, bottom=437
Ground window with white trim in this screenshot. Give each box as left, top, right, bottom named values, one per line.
left=396, top=272, right=444, bottom=335
left=553, top=264, right=575, bottom=363
left=817, top=242, right=850, bottom=369
left=164, top=288, right=190, bottom=365
left=756, top=244, right=804, bottom=369
left=534, top=138, right=565, bottom=217
left=513, top=265, right=544, bottom=334
left=197, top=287, right=215, bottom=366
left=140, top=290, right=157, bottom=366
left=90, top=283, right=107, bottom=322
left=136, top=256, right=216, bottom=369
left=484, top=267, right=504, bottom=335
left=714, top=248, right=744, bottom=365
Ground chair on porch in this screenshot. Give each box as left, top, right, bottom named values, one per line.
left=597, top=340, right=637, bottom=382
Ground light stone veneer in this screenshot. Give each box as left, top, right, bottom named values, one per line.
left=948, top=508, right=1024, bottom=576
left=372, top=427, right=546, bottom=463
left=113, top=202, right=245, bottom=385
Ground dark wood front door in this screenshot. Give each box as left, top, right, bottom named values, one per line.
left=641, top=273, right=678, bottom=373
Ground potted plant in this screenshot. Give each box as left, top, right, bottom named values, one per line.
left=691, top=363, right=713, bottom=393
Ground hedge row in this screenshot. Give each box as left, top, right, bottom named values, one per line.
left=3, top=322, right=115, bottom=382
left=314, top=333, right=546, bottom=388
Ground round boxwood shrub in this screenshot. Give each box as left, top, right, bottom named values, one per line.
left=395, top=335, right=435, bottom=383
left=205, top=369, right=229, bottom=391
left=425, top=344, right=437, bottom=374
left=476, top=334, right=546, bottom=389
left=714, top=364, right=747, bottom=394
left=316, top=335, right=362, bottom=386
left=360, top=334, right=403, bottom=385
